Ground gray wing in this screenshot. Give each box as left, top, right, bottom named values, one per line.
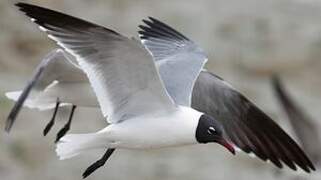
left=272, top=75, right=321, bottom=165
left=192, top=71, right=315, bottom=172
left=16, top=3, right=176, bottom=123
left=139, top=17, right=207, bottom=106
left=33, top=49, right=86, bottom=86
left=5, top=48, right=85, bottom=132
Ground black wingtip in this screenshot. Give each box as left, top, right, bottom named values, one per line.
left=5, top=60, right=45, bottom=134
left=270, top=75, right=317, bottom=172
left=15, top=1, right=121, bottom=38
left=148, top=16, right=155, bottom=21
left=271, top=74, right=281, bottom=88
left=5, top=99, right=25, bottom=133
left=15, top=2, right=25, bottom=7
left=5, top=117, right=14, bottom=133
left=196, top=72, right=316, bottom=173
left=147, top=16, right=165, bottom=26
left=15, top=2, right=37, bottom=11
left=15, top=2, right=41, bottom=8
left=310, top=163, right=316, bottom=171
left=139, top=16, right=189, bottom=41
left=5, top=102, right=23, bottom=133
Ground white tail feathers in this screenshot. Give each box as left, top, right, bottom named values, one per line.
left=56, top=133, right=107, bottom=160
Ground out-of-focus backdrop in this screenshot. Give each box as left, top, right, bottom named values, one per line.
left=1, top=0, right=321, bottom=180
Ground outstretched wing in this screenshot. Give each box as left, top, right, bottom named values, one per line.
left=138, top=17, right=314, bottom=171
left=5, top=48, right=85, bottom=132
left=272, top=75, right=321, bottom=164
left=192, top=71, right=315, bottom=172
left=16, top=3, right=175, bottom=123
left=139, top=17, right=207, bottom=106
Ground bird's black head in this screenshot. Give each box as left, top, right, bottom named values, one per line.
left=196, top=114, right=235, bottom=155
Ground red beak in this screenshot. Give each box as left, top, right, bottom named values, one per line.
left=217, top=139, right=235, bottom=155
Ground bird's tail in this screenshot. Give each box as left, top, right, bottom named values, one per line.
left=56, top=133, right=107, bottom=160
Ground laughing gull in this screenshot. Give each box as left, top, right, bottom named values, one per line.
left=7, top=2, right=315, bottom=177
left=272, top=75, right=321, bottom=165
left=139, top=18, right=315, bottom=173
left=13, top=2, right=236, bottom=178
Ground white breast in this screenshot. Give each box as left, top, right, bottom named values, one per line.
left=103, top=106, right=203, bottom=149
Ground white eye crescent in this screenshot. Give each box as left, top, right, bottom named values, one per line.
left=207, top=126, right=216, bottom=134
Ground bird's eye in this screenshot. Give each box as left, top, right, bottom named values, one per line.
left=207, top=126, right=216, bottom=134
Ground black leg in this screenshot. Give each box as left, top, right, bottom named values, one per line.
left=43, top=98, right=60, bottom=136
left=82, top=148, right=116, bottom=179
left=55, top=105, right=76, bottom=143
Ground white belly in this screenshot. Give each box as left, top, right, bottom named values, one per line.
left=102, top=107, right=201, bottom=149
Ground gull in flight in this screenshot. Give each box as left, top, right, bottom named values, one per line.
left=12, top=2, right=236, bottom=178
left=7, top=2, right=315, bottom=178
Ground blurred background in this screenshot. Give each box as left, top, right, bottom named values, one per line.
left=1, top=0, right=321, bottom=179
